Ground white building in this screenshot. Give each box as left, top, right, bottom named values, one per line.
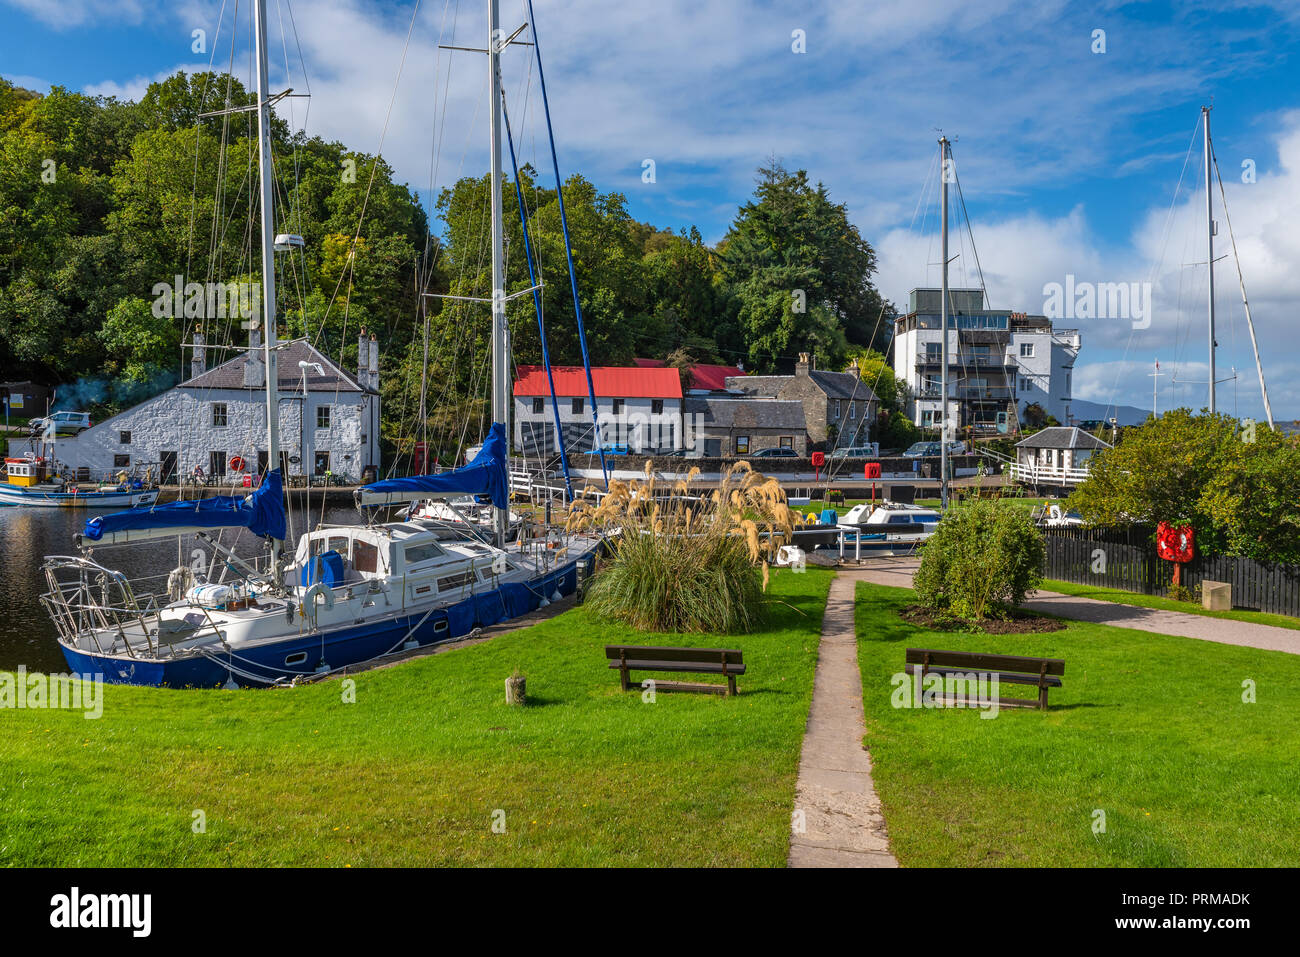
left=51, top=335, right=381, bottom=484
left=513, top=365, right=683, bottom=455
left=892, top=288, right=1080, bottom=434
left=1010, top=426, right=1112, bottom=488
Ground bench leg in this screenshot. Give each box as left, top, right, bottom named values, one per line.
left=1038, top=684, right=1049, bottom=710
left=727, top=675, right=737, bottom=697
left=619, top=666, right=629, bottom=692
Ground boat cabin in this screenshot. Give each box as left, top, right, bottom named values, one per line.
left=5, top=456, right=48, bottom=487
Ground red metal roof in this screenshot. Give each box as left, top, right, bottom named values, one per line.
left=632, top=358, right=744, bottom=392
left=514, top=365, right=682, bottom=399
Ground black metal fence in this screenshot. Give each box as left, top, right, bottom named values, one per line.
left=1042, top=526, right=1300, bottom=616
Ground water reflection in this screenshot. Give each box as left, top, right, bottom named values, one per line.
left=0, top=503, right=363, bottom=673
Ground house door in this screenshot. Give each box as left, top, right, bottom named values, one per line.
left=160, top=450, right=178, bottom=485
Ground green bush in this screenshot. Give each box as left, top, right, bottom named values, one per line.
left=913, top=497, right=1046, bottom=620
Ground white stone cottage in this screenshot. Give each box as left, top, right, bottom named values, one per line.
left=51, top=336, right=381, bottom=484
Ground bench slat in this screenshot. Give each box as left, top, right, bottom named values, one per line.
left=904, top=664, right=1061, bottom=688
left=605, top=644, right=744, bottom=664
left=905, top=647, right=1065, bottom=676
left=609, top=660, right=748, bottom=676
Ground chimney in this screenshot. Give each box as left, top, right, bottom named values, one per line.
left=358, top=327, right=369, bottom=389
left=368, top=334, right=379, bottom=392
left=190, top=328, right=205, bottom=379
left=796, top=352, right=812, bottom=377
left=243, top=328, right=264, bottom=388
left=847, top=358, right=860, bottom=380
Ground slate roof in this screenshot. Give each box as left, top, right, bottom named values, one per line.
left=1015, top=426, right=1112, bottom=450
left=182, top=339, right=364, bottom=393
left=808, top=370, right=879, bottom=402
left=684, top=396, right=807, bottom=430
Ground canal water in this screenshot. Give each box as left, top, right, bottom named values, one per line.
left=0, top=502, right=360, bottom=674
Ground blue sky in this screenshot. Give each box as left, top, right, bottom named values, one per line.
left=3, top=0, right=1299, bottom=419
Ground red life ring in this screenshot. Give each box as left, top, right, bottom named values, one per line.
left=1156, top=522, right=1194, bottom=563
left=229, top=456, right=247, bottom=472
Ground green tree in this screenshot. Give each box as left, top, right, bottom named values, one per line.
left=99, top=296, right=181, bottom=383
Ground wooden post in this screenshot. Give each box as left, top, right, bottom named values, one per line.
left=505, top=673, right=527, bottom=705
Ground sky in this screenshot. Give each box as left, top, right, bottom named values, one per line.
left=3, top=0, right=1299, bottom=420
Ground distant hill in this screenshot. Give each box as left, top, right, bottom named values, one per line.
left=1068, top=398, right=1150, bottom=427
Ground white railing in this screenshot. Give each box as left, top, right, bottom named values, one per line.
left=1009, top=462, right=1092, bottom=485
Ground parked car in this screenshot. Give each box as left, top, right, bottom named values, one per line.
left=829, top=443, right=880, bottom=459
left=28, top=410, right=91, bottom=436
left=749, top=446, right=799, bottom=458
left=902, top=440, right=965, bottom=458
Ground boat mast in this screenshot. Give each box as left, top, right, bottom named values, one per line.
left=1203, top=105, right=1216, bottom=415
left=488, top=0, right=509, bottom=549
left=938, top=135, right=950, bottom=511
left=254, top=0, right=283, bottom=578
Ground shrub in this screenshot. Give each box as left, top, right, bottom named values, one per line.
left=566, top=462, right=795, bottom=633
left=913, top=497, right=1045, bottom=620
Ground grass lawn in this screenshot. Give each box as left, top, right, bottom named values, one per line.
left=855, top=580, right=1300, bottom=867
left=1042, top=578, right=1300, bottom=631
left=0, top=567, right=832, bottom=867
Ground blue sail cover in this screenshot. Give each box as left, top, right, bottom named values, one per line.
left=359, top=422, right=509, bottom=508
left=83, top=470, right=287, bottom=542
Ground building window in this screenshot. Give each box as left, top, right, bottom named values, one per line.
left=1065, top=372, right=1071, bottom=395
left=849, top=402, right=856, bottom=419
left=209, top=451, right=227, bottom=477
left=532, top=397, right=544, bottom=414
left=316, top=405, right=331, bottom=429
left=212, top=403, right=228, bottom=427
left=1020, top=343, right=1035, bottom=357
left=735, top=436, right=750, bottom=455
left=119, top=430, right=131, bottom=444
left=651, top=399, right=664, bottom=414
left=612, top=398, right=624, bottom=415
left=314, top=451, right=330, bottom=476
left=780, top=436, right=793, bottom=449
left=834, top=399, right=842, bottom=419
left=1020, top=378, right=1032, bottom=392
left=113, top=454, right=129, bottom=468
left=572, top=398, right=583, bottom=415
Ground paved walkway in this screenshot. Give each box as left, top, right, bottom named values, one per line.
left=851, top=557, right=1300, bottom=655
left=788, top=571, right=897, bottom=867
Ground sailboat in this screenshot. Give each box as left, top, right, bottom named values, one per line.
left=38, top=0, right=600, bottom=687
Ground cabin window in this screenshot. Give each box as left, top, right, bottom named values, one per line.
left=212, top=403, right=228, bottom=427
left=353, top=540, right=379, bottom=574
left=119, top=431, right=131, bottom=444
left=316, top=405, right=331, bottom=429
left=532, top=398, right=544, bottom=414
left=327, top=536, right=350, bottom=558
left=571, top=398, right=583, bottom=415
left=437, top=569, right=476, bottom=591
left=735, top=435, right=749, bottom=455
left=113, top=454, right=130, bottom=468
left=404, top=542, right=445, bottom=566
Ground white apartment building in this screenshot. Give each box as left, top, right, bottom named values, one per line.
left=892, top=288, right=1081, bottom=434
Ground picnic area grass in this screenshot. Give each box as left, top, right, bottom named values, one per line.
left=1041, top=578, right=1300, bottom=631
left=855, top=580, right=1300, bottom=867
left=0, top=567, right=831, bottom=867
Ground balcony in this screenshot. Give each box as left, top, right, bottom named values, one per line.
left=1009, top=461, right=1092, bottom=486
left=916, top=354, right=1016, bottom=369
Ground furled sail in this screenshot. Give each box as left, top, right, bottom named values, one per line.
left=81, top=470, right=287, bottom=545
left=357, top=422, right=509, bottom=508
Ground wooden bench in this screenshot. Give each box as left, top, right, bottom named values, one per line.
left=605, top=645, right=745, bottom=696
left=905, top=647, right=1065, bottom=710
